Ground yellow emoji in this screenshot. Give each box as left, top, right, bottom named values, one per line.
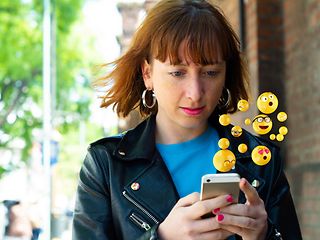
left=237, top=99, right=249, bottom=112
left=238, top=143, right=248, bottom=153
left=219, top=114, right=231, bottom=126
left=213, top=149, right=236, bottom=172
left=252, top=114, right=273, bottom=135
left=276, top=134, right=284, bottom=142
left=251, top=145, right=271, bottom=166
left=279, top=126, right=288, bottom=135
left=269, top=134, right=276, bottom=140
left=257, top=92, right=278, bottom=114
left=277, top=112, right=287, bottom=122
left=231, top=126, right=243, bottom=137
left=218, top=138, right=230, bottom=150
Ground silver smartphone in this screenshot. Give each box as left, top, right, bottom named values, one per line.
left=200, top=173, right=240, bottom=201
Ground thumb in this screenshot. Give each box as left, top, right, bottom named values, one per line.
left=239, top=178, right=261, bottom=205
left=174, top=192, right=200, bottom=209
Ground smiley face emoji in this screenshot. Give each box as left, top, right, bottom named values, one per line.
left=237, top=99, right=249, bottom=112
left=213, top=149, right=236, bottom=172
left=257, top=92, right=278, bottom=114
left=219, top=114, right=231, bottom=126
left=251, top=145, right=271, bottom=166
left=231, top=126, right=243, bottom=137
left=277, top=112, right=288, bottom=122
left=252, top=114, right=273, bottom=135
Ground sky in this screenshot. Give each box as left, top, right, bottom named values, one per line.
left=81, top=0, right=146, bottom=131
left=82, top=0, right=122, bottom=62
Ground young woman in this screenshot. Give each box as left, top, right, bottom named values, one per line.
left=72, top=1, right=302, bottom=239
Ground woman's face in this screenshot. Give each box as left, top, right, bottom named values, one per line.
left=142, top=43, right=226, bottom=141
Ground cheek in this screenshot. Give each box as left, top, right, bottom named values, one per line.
left=206, top=84, right=224, bottom=102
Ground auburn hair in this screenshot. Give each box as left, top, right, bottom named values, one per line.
left=95, top=0, right=249, bottom=117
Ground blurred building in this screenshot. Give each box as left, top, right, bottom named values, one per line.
left=213, top=1, right=320, bottom=239
left=116, top=1, right=320, bottom=238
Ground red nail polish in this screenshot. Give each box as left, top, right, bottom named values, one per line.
left=212, top=208, right=220, bottom=214
left=242, top=178, right=247, bottom=186
left=226, top=194, right=233, bottom=203
left=217, top=214, right=224, bottom=222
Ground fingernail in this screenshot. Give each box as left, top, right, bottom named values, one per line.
left=217, top=214, right=224, bottom=222
left=212, top=208, right=220, bottom=214
left=226, top=194, right=233, bottom=203
left=242, top=178, right=247, bottom=186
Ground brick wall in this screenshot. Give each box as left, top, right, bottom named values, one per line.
left=283, top=0, right=320, bottom=239
left=216, top=0, right=320, bottom=238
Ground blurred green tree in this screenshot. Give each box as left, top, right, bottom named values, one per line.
left=0, top=0, right=94, bottom=176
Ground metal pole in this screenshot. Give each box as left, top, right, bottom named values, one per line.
left=42, top=0, right=52, bottom=238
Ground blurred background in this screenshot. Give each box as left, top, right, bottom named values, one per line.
left=0, top=0, right=319, bottom=239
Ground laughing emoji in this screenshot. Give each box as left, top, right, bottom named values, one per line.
left=231, top=126, right=243, bottom=137
left=252, top=114, right=273, bottom=135
left=251, top=145, right=271, bottom=166
left=213, top=149, right=236, bottom=172
left=257, top=92, right=278, bottom=114
left=237, top=99, right=249, bottom=112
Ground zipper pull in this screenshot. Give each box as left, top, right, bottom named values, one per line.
left=130, top=213, right=151, bottom=231
left=142, top=222, right=151, bottom=231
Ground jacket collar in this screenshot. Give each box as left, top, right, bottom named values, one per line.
left=114, top=114, right=264, bottom=162
left=114, top=115, right=157, bottom=160
left=115, top=114, right=270, bottom=196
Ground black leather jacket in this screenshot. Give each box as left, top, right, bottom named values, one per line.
left=72, top=115, right=302, bottom=240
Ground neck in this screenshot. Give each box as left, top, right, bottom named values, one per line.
left=155, top=118, right=208, bottom=144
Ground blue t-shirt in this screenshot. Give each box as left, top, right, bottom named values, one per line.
left=157, top=126, right=236, bottom=240
left=156, top=126, right=219, bottom=197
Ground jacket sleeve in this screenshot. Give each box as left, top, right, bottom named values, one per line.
left=265, top=150, right=302, bottom=240
left=72, top=147, right=116, bottom=240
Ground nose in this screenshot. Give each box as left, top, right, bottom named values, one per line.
left=186, top=77, right=203, bottom=102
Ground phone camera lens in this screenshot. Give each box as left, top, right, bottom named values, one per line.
left=206, top=179, right=211, bottom=183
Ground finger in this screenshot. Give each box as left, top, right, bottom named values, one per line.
left=191, top=216, right=221, bottom=232
left=189, top=194, right=234, bottom=219
left=220, top=203, right=255, bottom=217
left=215, top=212, right=259, bottom=230
left=174, top=192, right=200, bottom=208
left=197, top=229, right=235, bottom=240
left=218, top=224, right=243, bottom=237
left=239, top=178, right=261, bottom=205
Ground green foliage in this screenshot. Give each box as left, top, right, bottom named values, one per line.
left=0, top=0, right=96, bottom=176
left=55, top=121, right=105, bottom=198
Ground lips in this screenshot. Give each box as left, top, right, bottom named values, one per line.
left=181, top=106, right=205, bottom=116
left=259, top=125, right=269, bottom=129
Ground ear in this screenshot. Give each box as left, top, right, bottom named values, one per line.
left=141, top=60, right=153, bottom=88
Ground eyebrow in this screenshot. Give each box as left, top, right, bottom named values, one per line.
left=165, top=62, right=225, bottom=67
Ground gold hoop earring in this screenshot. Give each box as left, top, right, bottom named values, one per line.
left=142, top=89, right=156, bottom=109
left=218, top=88, right=231, bottom=109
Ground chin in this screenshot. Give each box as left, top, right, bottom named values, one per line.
left=178, top=117, right=208, bottom=130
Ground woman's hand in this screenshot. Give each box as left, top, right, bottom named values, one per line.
left=157, top=192, right=235, bottom=240
left=216, top=178, right=268, bottom=240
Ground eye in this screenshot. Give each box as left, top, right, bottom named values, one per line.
left=264, top=117, right=271, bottom=123
left=257, top=117, right=263, bottom=123
left=206, top=70, right=218, bottom=76
left=224, top=160, right=230, bottom=167
left=169, top=71, right=184, bottom=77
left=261, top=96, right=268, bottom=102
left=269, top=95, right=273, bottom=99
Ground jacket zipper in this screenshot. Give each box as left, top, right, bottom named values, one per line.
left=122, top=190, right=159, bottom=224
left=129, top=213, right=151, bottom=231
